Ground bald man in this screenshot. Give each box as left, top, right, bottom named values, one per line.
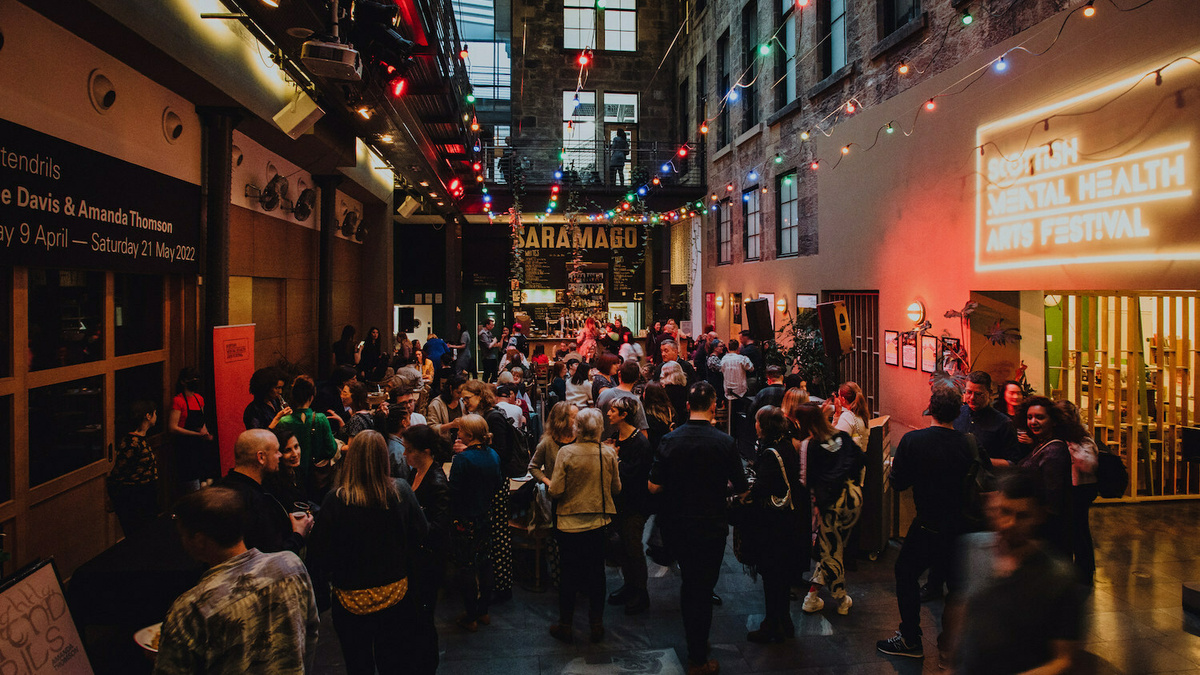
left=217, top=429, right=312, bottom=555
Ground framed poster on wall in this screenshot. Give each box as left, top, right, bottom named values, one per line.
left=884, top=330, right=899, bottom=366
left=901, top=331, right=918, bottom=369
left=730, top=292, right=743, bottom=333
left=921, top=335, right=938, bottom=373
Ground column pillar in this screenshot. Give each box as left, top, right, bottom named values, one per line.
left=314, top=175, right=343, bottom=380
left=197, top=107, right=240, bottom=426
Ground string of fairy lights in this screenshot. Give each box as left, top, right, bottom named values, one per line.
left=451, top=0, right=1172, bottom=235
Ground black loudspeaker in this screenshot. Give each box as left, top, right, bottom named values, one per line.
left=1183, top=427, right=1200, bottom=463
left=817, top=301, right=853, bottom=361
left=398, top=307, right=415, bottom=333
left=744, top=298, right=774, bottom=342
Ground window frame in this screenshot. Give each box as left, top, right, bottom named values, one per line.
left=775, top=0, right=797, bottom=109
left=776, top=170, right=799, bottom=257
left=823, top=0, right=848, bottom=78
left=742, top=187, right=761, bottom=261
left=602, top=0, right=638, bottom=52
left=717, top=31, right=731, bottom=147
left=741, top=0, right=760, bottom=131
left=563, top=0, right=597, bottom=50
left=881, top=0, right=920, bottom=37
left=717, top=200, right=733, bottom=264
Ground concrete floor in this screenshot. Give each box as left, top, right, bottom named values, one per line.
left=309, top=501, right=1200, bottom=674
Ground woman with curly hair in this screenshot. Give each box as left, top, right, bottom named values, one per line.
left=1015, top=396, right=1073, bottom=558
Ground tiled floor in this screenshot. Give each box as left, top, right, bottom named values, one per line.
left=311, top=501, right=1200, bottom=674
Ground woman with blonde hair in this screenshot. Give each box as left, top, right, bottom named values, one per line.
left=548, top=408, right=621, bottom=643
left=447, top=413, right=504, bottom=631
left=792, top=402, right=865, bottom=617
left=454, top=380, right=516, bottom=604
left=832, top=381, right=870, bottom=452
left=530, top=402, right=578, bottom=486
left=308, top=431, right=432, bottom=674
left=781, top=386, right=810, bottom=419
left=660, top=361, right=689, bottom=426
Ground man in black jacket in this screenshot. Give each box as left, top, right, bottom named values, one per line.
left=649, top=382, right=748, bottom=675
left=877, top=388, right=973, bottom=662
left=218, top=429, right=313, bottom=555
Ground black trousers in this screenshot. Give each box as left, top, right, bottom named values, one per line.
left=761, top=571, right=791, bottom=629
left=1071, top=484, right=1098, bottom=583
left=663, top=524, right=726, bottom=665
left=896, top=519, right=956, bottom=644
left=332, top=594, right=434, bottom=675
left=555, top=527, right=607, bottom=625
left=453, top=519, right=493, bottom=620
left=616, top=511, right=649, bottom=594
left=481, top=357, right=499, bottom=383
left=108, top=481, right=158, bottom=538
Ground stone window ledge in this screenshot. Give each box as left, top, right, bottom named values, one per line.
left=868, top=13, right=928, bottom=61
left=767, top=99, right=802, bottom=127
left=735, top=122, right=765, bottom=147
left=713, top=144, right=733, bottom=163
left=806, top=62, right=856, bottom=101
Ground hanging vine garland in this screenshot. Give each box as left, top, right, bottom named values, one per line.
left=508, top=200, right=525, bottom=305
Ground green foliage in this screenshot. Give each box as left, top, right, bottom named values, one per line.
left=766, top=309, right=838, bottom=398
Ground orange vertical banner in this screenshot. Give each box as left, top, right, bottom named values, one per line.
left=212, top=324, right=255, bottom=475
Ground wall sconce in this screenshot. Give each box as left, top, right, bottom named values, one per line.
left=715, top=294, right=724, bottom=309
left=906, top=301, right=925, bottom=324
left=776, top=297, right=787, bottom=313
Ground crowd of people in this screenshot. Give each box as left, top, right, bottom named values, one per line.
left=103, top=317, right=1100, bottom=675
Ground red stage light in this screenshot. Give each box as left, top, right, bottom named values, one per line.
left=390, top=77, right=407, bottom=97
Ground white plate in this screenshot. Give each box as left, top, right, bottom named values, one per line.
left=134, top=622, right=163, bottom=653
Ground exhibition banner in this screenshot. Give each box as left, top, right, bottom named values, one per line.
left=0, top=118, right=201, bottom=273
left=212, top=324, right=255, bottom=475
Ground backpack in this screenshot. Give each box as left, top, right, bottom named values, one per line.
left=961, top=433, right=996, bottom=530
left=1095, top=449, right=1129, bottom=499
left=486, top=407, right=532, bottom=478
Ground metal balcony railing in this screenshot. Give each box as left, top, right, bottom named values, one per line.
left=479, top=139, right=706, bottom=189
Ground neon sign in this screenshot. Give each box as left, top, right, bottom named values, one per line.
left=975, top=59, right=1199, bottom=271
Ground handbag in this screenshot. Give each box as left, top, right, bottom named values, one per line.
left=766, top=447, right=794, bottom=510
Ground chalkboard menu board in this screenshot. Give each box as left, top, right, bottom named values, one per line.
left=516, top=223, right=644, bottom=300
left=0, top=118, right=200, bottom=274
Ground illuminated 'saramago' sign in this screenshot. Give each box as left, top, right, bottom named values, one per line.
left=976, top=59, right=1198, bottom=271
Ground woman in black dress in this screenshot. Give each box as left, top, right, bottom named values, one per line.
left=401, top=424, right=450, bottom=672
left=744, top=406, right=809, bottom=642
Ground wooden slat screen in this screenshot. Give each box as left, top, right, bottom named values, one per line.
left=1047, top=292, right=1199, bottom=500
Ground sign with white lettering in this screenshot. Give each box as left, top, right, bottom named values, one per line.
left=517, top=223, right=646, bottom=301
left=975, top=64, right=1198, bottom=271
left=0, top=118, right=200, bottom=273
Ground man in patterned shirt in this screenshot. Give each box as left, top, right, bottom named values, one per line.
left=154, top=487, right=319, bottom=675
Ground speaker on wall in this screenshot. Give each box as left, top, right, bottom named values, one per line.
left=744, top=298, right=774, bottom=342
left=817, top=300, right=853, bottom=361
left=397, top=196, right=421, bottom=218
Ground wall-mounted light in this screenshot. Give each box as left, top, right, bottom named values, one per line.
left=776, top=297, right=787, bottom=313
left=906, top=301, right=925, bottom=324
left=715, top=294, right=725, bottom=309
